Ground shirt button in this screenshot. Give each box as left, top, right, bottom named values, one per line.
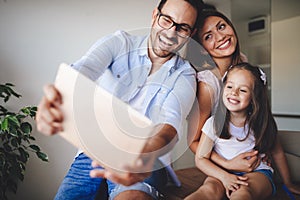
left=117, top=74, right=120, bottom=78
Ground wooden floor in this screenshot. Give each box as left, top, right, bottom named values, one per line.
left=163, top=167, right=300, bottom=200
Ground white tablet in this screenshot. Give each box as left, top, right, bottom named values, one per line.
left=54, top=63, right=154, bottom=172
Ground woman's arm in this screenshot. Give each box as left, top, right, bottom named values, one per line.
left=187, top=81, right=213, bottom=154
left=271, top=138, right=300, bottom=195
left=211, top=150, right=260, bottom=172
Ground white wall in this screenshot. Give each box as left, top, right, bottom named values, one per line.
left=271, top=16, right=300, bottom=115
left=271, top=16, right=300, bottom=130
left=0, top=1, right=157, bottom=199
left=204, top=0, right=231, bottom=18
left=233, top=20, right=271, bottom=66
left=230, top=0, right=300, bottom=131
left=271, top=0, right=300, bottom=131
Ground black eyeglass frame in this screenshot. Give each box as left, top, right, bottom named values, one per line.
left=156, top=10, right=194, bottom=38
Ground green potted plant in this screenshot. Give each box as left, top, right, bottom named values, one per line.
left=0, top=83, right=48, bottom=200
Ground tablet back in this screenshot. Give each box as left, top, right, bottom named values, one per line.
left=54, top=63, right=154, bottom=172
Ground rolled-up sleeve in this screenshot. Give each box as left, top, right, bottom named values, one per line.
left=71, top=30, right=127, bottom=81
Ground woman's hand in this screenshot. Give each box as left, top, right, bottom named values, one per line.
left=224, top=151, right=261, bottom=172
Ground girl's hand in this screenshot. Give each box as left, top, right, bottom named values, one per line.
left=221, top=174, right=249, bottom=198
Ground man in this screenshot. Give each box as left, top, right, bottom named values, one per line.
left=36, top=0, right=203, bottom=199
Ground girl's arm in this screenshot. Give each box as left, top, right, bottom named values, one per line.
left=271, top=138, right=300, bottom=195
left=196, top=133, right=249, bottom=198
left=188, top=81, right=213, bottom=154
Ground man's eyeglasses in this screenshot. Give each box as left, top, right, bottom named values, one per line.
left=157, top=11, right=193, bottom=38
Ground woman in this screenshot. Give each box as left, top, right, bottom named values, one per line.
left=186, top=10, right=300, bottom=199
left=187, top=10, right=252, bottom=170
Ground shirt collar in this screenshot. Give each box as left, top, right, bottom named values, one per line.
left=137, top=35, right=149, bottom=57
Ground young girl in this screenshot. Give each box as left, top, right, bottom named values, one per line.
left=186, top=63, right=293, bottom=200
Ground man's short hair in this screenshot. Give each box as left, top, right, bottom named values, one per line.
left=157, top=0, right=204, bottom=29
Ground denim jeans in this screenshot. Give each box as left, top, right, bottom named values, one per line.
left=55, top=153, right=168, bottom=200
left=54, top=153, right=104, bottom=200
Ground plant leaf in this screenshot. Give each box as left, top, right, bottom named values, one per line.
left=0, top=153, right=5, bottom=166
left=21, top=106, right=37, bottom=117
left=7, top=115, right=20, bottom=127
left=9, top=129, right=18, bottom=137
left=4, top=95, right=9, bottom=102
left=3, top=143, right=12, bottom=152
left=20, top=107, right=30, bottom=115
left=5, top=86, right=21, bottom=99
left=1, top=118, right=8, bottom=130
left=28, top=136, right=36, bottom=141
left=0, top=82, right=48, bottom=198
left=5, top=83, right=14, bottom=86
left=0, top=83, right=21, bottom=103
left=16, top=114, right=26, bottom=120
left=36, top=151, right=48, bottom=162
left=11, top=138, right=18, bottom=148
left=18, top=147, right=29, bottom=163
left=20, top=122, right=32, bottom=134
left=29, top=106, right=37, bottom=117
left=29, top=144, right=40, bottom=152
left=0, top=105, right=8, bottom=115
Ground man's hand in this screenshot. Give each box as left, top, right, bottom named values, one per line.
left=36, top=84, right=64, bottom=135
left=89, top=124, right=177, bottom=186
left=90, top=148, right=159, bottom=186
left=90, top=157, right=153, bottom=186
